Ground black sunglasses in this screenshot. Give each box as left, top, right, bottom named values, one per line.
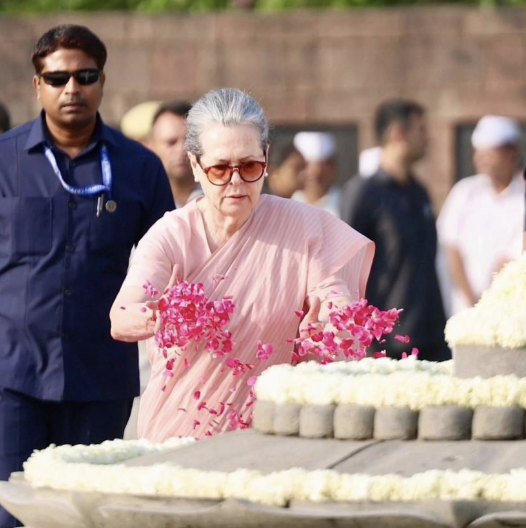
left=39, top=69, right=102, bottom=87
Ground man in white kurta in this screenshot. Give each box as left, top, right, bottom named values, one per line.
left=437, top=115, right=525, bottom=315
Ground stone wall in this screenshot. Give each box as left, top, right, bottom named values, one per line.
left=1, top=6, right=526, bottom=207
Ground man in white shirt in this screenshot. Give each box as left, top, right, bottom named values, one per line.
left=291, top=131, right=340, bottom=217
left=438, top=115, right=525, bottom=315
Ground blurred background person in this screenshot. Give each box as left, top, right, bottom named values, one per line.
left=120, top=100, right=160, bottom=146
left=0, top=101, right=11, bottom=134
left=266, top=141, right=305, bottom=198
left=340, top=99, right=450, bottom=362
left=148, top=101, right=202, bottom=208
left=291, top=131, right=340, bottom=217
left=437, top=115, right=524, bottom=315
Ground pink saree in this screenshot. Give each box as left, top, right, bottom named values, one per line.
left=123, top=195, right=374, bottom=442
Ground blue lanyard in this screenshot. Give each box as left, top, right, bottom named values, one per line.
left=44, top=144, right=112, bottom=199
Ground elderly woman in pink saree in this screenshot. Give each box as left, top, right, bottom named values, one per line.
left=111, top=88, right=374, bottom=442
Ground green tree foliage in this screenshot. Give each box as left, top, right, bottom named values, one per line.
left=0, top=0, right=519, bottom=13
left=0, top=0, right=229, bottom=12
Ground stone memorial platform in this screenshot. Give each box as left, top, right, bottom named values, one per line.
left=2, top=430, right=526, bottom=528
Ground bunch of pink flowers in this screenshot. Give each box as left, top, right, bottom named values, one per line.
left=291, top=299, right=403, bottom=363
left=144, top=280, right=235, bottom=378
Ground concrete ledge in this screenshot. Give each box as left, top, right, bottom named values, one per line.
left=454, top=346, right=526, bottom=379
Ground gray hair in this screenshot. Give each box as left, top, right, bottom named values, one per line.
left=185, top=88, right=269, bottom=157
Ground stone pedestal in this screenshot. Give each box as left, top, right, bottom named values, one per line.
left=374, top=407, right=418, bottom=440
left=299, top=405, right=335, bottom=438
left=274, top=403, right=302, bottom=436
left=418, top=406, right=473, bottom=441
left=253, top=400, right=275, bottom=434
left=334, top=405, right=375, bottom=440
left=472, top=406, right=525, bottom=440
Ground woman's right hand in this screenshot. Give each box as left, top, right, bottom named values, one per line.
left=109, top=264, right=180, bottom=343
left=110, top=296, right=158, bottom=342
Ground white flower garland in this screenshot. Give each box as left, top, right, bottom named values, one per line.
left=254, top=359, right=526, bottom=409
left=446, top=255, right=526, bottom=348
left=23, top=440, right=526, bottom=505
left=255, top=357, right=453, bottom=405
left=24, top=438, right=195, bottom=493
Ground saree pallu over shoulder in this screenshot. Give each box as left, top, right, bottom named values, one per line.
left=124, top=195, right=374, bottom=441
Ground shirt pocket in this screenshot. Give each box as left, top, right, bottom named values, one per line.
left=88, top=198, right=140, bottom=256
left=0, top=197, right=53, bottom=257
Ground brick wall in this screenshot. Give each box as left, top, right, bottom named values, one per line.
left=1, top=6, right=526, bottom=208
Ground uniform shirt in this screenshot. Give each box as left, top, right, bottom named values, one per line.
left=340, top=169, right=450, bottom=361
left=437, top=173, right=524, bottom=315
left=0, top=112, right=174, bottom=401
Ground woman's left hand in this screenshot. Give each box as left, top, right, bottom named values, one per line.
left=298, top=293, right=355, bottom=337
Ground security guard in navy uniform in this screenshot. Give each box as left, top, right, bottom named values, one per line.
left=0, top=25, right=174, bottom=528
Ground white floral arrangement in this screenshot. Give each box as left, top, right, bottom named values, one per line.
left=255, top=357, right=453, bottom=406
left=23, top=440, right=526, bottom=505
left=254, top=358, right=526, bottom=409
left=445, top=255, right=526, bottom=348
left=24, top=437, right=195, bottom=493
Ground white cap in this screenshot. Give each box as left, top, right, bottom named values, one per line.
left=359, top=146, right=382, bottom=178
left=293, top=132, right=336, bottom=163
left=471, top=115, right=521, bottom=150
